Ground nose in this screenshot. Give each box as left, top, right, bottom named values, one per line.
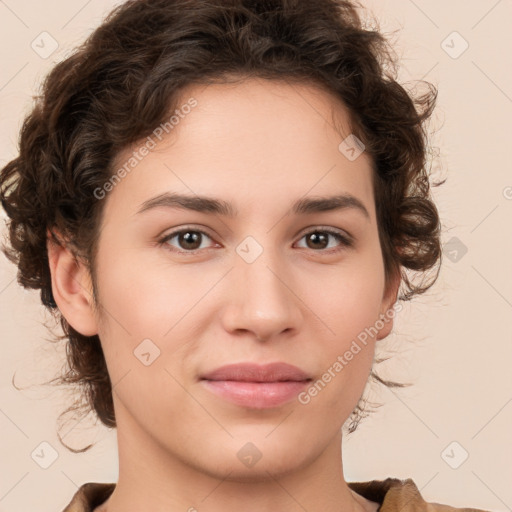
left=220, top=247, right=303, bottom=342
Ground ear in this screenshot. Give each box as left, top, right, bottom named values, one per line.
left=46, top=229, right=99, bottom=336
left=376, top=269, right=401, bottom=341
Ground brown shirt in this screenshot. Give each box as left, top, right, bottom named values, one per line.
left=61, top=478, right=491, bottom=511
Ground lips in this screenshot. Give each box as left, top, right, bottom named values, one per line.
left=200, top=362, right=312, bottom=383
left=200, top=362, right=313, bottom=409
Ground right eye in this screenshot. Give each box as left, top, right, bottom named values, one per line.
left=158, top=227, right=219, bottom=254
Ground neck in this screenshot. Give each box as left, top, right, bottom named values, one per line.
left=97, top=404, right=375, bottom=512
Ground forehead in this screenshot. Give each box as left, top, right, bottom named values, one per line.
left=103, top=77, right=375, bottom=223
left=172, top=77, right=359, bottom=148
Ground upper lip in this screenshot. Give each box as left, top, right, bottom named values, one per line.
left=201, top=362, right=312, bottom=382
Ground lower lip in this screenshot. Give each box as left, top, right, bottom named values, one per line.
left=201, top=379, right=310, bottom=409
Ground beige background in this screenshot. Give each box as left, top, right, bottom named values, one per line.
left=1, top=1, right=511, bottom=511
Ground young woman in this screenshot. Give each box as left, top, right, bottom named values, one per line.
left=0, top=0, right=491, bottom=511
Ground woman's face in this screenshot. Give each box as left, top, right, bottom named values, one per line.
left=87, top=78, right=398, bottom=478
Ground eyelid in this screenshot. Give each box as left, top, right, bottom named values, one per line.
left=158, top=225, right=218, bottom=254
left=294, top=226, right=354, bottom=252
left=158, top=224, right=354, bottom=254
left=296, top=225, right=353, bottom=242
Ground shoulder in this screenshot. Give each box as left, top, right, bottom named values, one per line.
left=61, top=482, right=115, bottom=512
left=348, top=477, right=491, bottom=512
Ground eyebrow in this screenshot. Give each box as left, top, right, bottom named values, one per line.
left=135, top=192, right=370, bottom=220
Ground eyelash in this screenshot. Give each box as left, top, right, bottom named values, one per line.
left=157, top=226, right=354, bottom=256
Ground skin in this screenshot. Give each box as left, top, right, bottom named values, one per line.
left=47, top=77, right=400, bottom=512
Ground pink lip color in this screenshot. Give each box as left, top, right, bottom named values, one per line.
left=200, top=362, right=312, bottom=409
left=201, top=379, right=309, bottom=409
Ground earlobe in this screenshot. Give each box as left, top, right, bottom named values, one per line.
left=46, top=230, right=99, bottom=337
left=376, top=270, right=401, bottom=341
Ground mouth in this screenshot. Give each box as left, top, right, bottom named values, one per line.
left=199, top=362, right=312, bottom=409
left=200, top=361, right=311, bottom=382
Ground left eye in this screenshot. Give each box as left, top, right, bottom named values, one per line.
left=295, top=229, right=353, bottom=251
left=159, top=228, right=353, bottom=254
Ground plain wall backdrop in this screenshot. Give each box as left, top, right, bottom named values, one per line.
left=0, top=1, right=511, bottom=511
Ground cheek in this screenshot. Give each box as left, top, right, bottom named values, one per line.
left=301, top=247, right=385, bottom=407
left=93, top=254, right=204, bottom=419
left=94, top=249, right=229, bottom=401
left=313, top=249, right=386, bottom=346
left=96, top=230, right=386, bottom=357
left=96, top=245, right=210, bottom=337
left=305, top=277, right=382, bottom=416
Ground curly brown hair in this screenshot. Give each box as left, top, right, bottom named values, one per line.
left=0, top=0, right=442, bottom=452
